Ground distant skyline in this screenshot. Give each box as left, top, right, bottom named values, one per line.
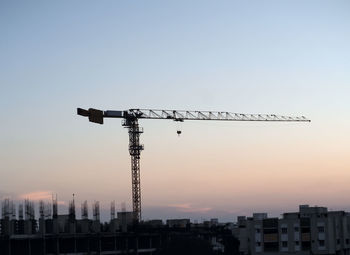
left=1, top=0, right=349, bottom=222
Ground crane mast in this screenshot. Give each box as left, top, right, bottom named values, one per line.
left=77, top=108, right=310, bottom=222
left=122, top=117, right=143, bottom=221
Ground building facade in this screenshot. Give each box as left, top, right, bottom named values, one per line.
left=233, top=205, right=350, bottom=255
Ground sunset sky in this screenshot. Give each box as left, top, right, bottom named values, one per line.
left=1, top=0, right=349, bottom=221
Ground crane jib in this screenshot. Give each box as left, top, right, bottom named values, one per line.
left=100, top=109, right=310, bottom=122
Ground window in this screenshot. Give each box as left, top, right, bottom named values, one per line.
left=281, top=228, right=288, bottom=234
left=317, top=226, right=325, bottom=233
left=337, top=239, right=340, bottom=245
left=295, top=241, right=300, bottom=246
left=318, top=240, right=325, bottom=247
left=256, top=242, right=261, bottom=247
left=346, top=239, right=349, bottom=245
left=264, top=242, right=279, bottom=252
left=301, top=227, right=310, bottom=233
left=294, top=227, right=299, bottom=232
left=264, top=228, right=278, bottom=234
left=256, top=228, right=261, bottom=233
left=282, top=241, right=288, bottom=247
left=302, top=241, right=311, bottom=251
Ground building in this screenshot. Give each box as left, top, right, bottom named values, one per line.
left=233, top=205, right=350, bottom=255
left=0, top=198, right=238, bottom=254
left=166, top=219, right=190, bottom=228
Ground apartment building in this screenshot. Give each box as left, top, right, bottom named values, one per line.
left=233, top=205, right=350, bottom=255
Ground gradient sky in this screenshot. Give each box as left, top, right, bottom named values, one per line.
left=1, top=0, right=349, bottom=222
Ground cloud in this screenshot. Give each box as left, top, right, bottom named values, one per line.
left=19, top=191, right=66, bottom=205
left=19, top=191, right=53, bottom=201
left=167, top=203, right=212, bottom=213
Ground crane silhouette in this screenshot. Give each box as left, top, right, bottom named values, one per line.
left=77, top=108, right=310, bottom=222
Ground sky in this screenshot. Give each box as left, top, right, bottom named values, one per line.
left=0, top=0, right=349, bottom=222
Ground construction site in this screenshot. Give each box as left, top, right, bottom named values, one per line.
left=3, top=0, right=348, bottom=253
left=0, top=108, right=309, bottom=254
left=0, top=198, right=237, bottom=255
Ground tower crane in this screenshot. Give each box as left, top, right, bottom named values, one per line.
left=77, top=108, right=310, bottom=222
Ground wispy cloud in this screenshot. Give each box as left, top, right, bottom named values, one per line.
left=19, top=191, right=53, bottom=201
left=19, top=191, right=66, bottom=205
left=167, top=203, right=212, bottom=213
